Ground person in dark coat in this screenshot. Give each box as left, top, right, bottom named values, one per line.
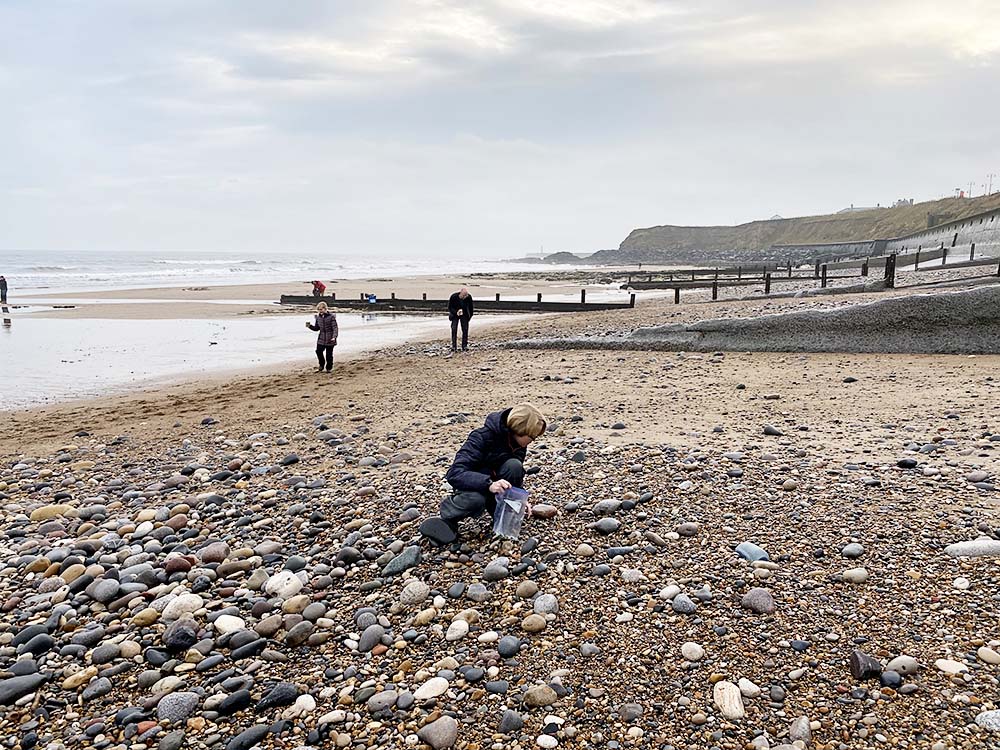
left=305, top=301, right=338, bottom=372
left=0, top=276, right=7, bottom=304
left=420, top=403, right=547, bottom=544
left=447, top=286, right=474, bottom=352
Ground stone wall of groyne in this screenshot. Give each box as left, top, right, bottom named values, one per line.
left=511, top=285, right=1000, bottom=354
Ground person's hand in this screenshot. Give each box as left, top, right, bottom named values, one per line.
left=305, top=322, right=310, bottom=328
left=489, top=479, right=511, bottom=495
left=524, top=500, right=533, bottom=517
left=457, top=310, right=463, bottom=316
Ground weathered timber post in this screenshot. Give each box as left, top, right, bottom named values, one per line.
left=814, top=261, right=821, bottom=279
left=942, top=247, right=948, bottom=265
left=764, top=273, right=772, bottom=294
left=861, top=261, right=868, bottom=277
left=391, top=292, right=396, bottom=300
left=629, top=293, right=636, bottom=308
left=580, top=289, right=586, bottom=304
left=970, top=243, right=976, bottom=261
left=495, top=293, right=500, bottom=301
left=674, top=288, right=680, bottom=304
left=737, top=266, right=742, bottom=280
left=712, top=281, right=718, bottom=300
left=821, top=264, right=828, bottom=288
left=422, top=292, right=426, bottom=300
left=536, top=293, right=542, bottom=303
left=884, top=253, right=897, bottom=288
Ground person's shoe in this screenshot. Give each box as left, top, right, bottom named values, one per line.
left=462, top=347, right=469, bottom=352
left=419, top=516, right=458, bottom=546
left=316, top=366, right=324, bottom=372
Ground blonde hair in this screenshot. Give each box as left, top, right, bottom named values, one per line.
left=316, top=302, right=328, bottom=313
left=507, top=403, right=546, bottom=438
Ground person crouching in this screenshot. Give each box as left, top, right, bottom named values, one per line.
left=420, top=403, right=546, bottom=544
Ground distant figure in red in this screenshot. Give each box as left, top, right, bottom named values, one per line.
left=311, top=280, right=327, bottom=297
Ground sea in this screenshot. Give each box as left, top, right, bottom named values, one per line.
left=1, top=249, right=571, bottom=294
left=0, top=249, right=597, bottom=410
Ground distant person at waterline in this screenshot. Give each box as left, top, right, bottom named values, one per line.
left=310, top=280, right=327, bottom=298
left=306, top=301, right=338, bottom=372
left=448, top=286, right=474, bottom=352
left=0, top=275, right=7, bottom=304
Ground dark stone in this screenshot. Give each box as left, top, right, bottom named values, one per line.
left=419, top=517, right=457, bottom=546
left=879, top=670, right=903, bottom=689
left=849, top=650, right=883, bottom=681
left=217, top=689, right=253, bottom=716
left=163, top=620, right=199, bottom=654
left=0, top=673, right=48, bottom=705
left=499, top=709, right=524, bottom=733
left=225, top=725, right=270, bottom=750
left=381, top=546, right=421, bottom=576
left=255, top=682, right=298, bottom=711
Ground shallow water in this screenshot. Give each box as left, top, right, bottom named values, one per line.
left=0, top=312, right=473, bottom=410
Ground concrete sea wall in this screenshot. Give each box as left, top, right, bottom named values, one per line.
left=771, top=206, right=1000, bottom=262
left=512, top=285, right=1000, bottom=354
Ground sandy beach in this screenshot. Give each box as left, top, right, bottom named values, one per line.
left=2, top=276, right=999, bottom=749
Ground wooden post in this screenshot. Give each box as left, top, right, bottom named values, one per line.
left=885, top=253, right=897, bottom=288
left=915, top=247, right=921, bottom=268
left=941, top=247, right=948, bottom=265
left=737, top=266, right=742, bottom=280
left=713, top=269, right=719, bottom=281
left=861, top=261, right=868, bottom=277
left=712, top=281, right=718, bottom=300
left=764, top=273, right=772, bottom=295
left=970, top=243, right=976, bottom=261
left=690, top=271, right=695, bottom=281
left=422, top=292, right=426, bottom=300
left=580, top=289, right=586, bottom=304
left=360, top=292, right=365, bottom=300
left=391, top=292, right=396, bottom=300
left=536, top=293, right=542, bottom=303
left=495, top=293, right=500, bottom=301
left=821, top=264, right=828, bottom=288
left=814, top=261, right=821, bottom=279
left=787, top=265, right=792, bottom=278
left=331, top=292, right=336, bottom=300
left=629, top=293, right=636, bottom=308
left=674, top=288, right=680, bottom=305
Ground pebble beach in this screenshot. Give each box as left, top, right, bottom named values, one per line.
left=2, top=286, right=999, bottom=750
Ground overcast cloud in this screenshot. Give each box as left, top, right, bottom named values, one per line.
left=1, top=0, right=997, bottom=257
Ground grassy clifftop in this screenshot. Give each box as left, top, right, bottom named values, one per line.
left=598, top=194, right=1000, bottom=264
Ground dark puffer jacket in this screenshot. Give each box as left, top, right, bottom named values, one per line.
left=307, top=312, right=339, bottom=346
left=445, top=408, right=526, bottom=493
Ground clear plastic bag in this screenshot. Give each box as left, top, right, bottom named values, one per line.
left=492, top=487, right=529, bottom=539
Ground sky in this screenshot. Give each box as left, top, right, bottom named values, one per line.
left=1, top=0, right=998, bottom=258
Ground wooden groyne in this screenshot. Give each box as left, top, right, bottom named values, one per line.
left=279, top=291, right=636, bottom=313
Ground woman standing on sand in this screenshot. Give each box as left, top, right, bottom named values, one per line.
left=306, top=301, right=338, bottom=372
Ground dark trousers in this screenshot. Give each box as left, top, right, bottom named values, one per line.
left=0, top=290, right=6, bottom=304
left=440, top=458, right=524, bottom=524
left=450, top=317, right=470, bottom=350
left=316, top=345, right=334, bottom=371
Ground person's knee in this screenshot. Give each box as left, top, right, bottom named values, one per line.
left=440, top=491, right=487, bottom=521
left=498, top=458, right=524, bottom=486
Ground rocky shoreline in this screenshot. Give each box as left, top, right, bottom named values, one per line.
left=2, top=295, right=1000, bottom=750
left=2, top=403, right=999, bottom=749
